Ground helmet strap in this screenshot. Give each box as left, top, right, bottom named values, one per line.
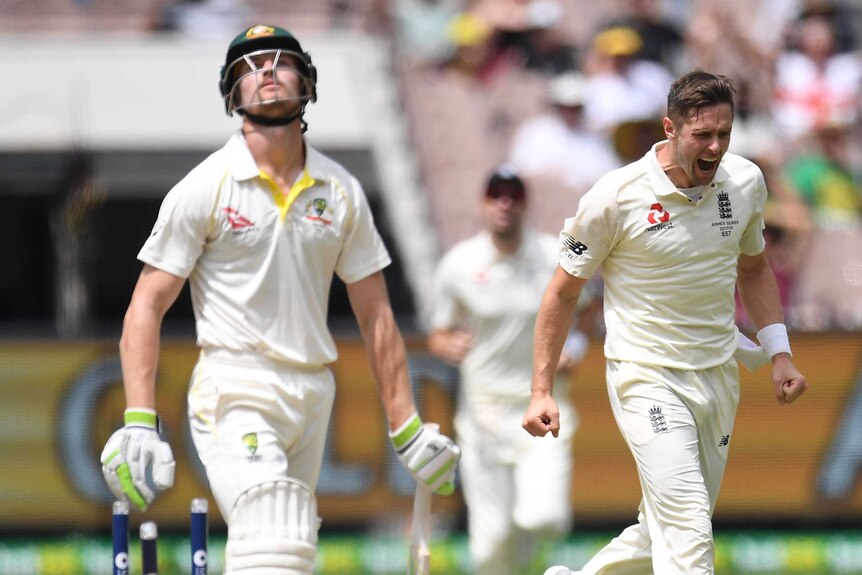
left=239, top=107, right=308, bottom=132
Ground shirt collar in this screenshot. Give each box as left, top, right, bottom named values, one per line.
left=225, top=131, right=259, bottom=181
left=645, top=140, right=731, bottom=198
left=225, top=130, right=327, bottom=184
left=302, top=142, right=329, bottom=183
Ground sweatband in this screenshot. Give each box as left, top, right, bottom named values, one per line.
left=124, top=408, right=159, bottom=429
left=756, top=323, right=792, bottom=359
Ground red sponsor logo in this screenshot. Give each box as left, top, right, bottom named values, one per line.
left=647, top=203, right=670, bottom=224
left=224, top=207, right=254, bottom=230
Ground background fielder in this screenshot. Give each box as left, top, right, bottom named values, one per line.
left=99, top=24, right=460, bottom=575
left=429, top=167, right=599, bottom=575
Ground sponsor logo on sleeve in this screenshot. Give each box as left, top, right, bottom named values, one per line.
left=562, top=235, right=588, bottom=259
left=150, top=220, right=166, bottom=237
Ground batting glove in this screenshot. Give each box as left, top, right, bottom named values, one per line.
left=390, top=412, right=460, bottom=495
left=101, top=408, right=175, bottom=511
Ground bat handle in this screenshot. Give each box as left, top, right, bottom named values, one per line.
left=409, top=484, right=433, bottom=575
left=408, top=422, right=437, bottom=575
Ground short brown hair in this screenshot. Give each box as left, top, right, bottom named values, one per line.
left=666, top=70, right=736, bottom=125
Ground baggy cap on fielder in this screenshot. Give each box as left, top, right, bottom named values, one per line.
left=485, top=165, right=527, bottom=201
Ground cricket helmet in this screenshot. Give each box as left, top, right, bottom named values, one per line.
left=219, top=24, right=318, bottom=127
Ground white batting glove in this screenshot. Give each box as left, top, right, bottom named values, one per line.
left=390, top=413, right=460, bottom=495
left=100, top=408, right=175, bottom=510
left=734, top=329, right=769, bottom=372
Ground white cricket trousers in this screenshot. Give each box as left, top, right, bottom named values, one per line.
left=578, top=359, right=739, bottom=575
left=187, top=348, right=336, bottom=520
left=456, top=398, right=577, bottom=575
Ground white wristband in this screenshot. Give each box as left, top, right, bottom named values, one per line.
left=756, top=323, right=792, bottom=359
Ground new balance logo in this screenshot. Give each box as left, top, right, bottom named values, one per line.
left=649, top=405, right=668, bottom=433
left=563, top=236, right=588, bottom=257
left=719, top=435, right=730, bottom=447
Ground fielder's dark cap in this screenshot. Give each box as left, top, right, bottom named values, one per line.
left=485, top=166, right=527, bottom=200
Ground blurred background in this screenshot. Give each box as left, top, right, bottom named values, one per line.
left=1, top=0, right=862, bottom=573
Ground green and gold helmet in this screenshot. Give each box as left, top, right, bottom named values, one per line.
left=219, top=24, right=317, bottom=125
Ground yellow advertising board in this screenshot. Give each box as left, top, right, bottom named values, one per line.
left=0, top=334, right=860, bottom=531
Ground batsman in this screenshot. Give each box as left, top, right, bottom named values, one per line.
left=100, top=24, right=460, bottom=575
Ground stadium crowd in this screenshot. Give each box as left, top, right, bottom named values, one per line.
left=389, top=0, right=862, bottom=333
left=5, top=0, right=861, bottom=332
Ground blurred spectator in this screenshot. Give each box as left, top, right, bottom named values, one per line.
left=495, top=0, right=579, bottom=76
left=786, top=121, right=861, bottom=229
left=743, top=0, right=805, bottom=56
left=690, top=0, right=858, bottom=64
left=728, top=77, right=804, bottom=329
left=469, top=0, right=558, bottom=32
left=773, top=13, right=862, bottom=139
left=784, top=120, right=862, bottom=329
left=508, top=71, right=620, bottom=201
left=735, top=156, right=813, bottom=330
left=393, top=0, right=463, bottom=66
left=581, top=25, right=675, bottom=133
left=683, top=3, right=768, bottom=92
left=445, top=10, right=514, bottom=83
left=151, top=0, right=252, bottom=39
left=355, top=0, right=394, bottom=34
left=728, top=78, right=784, bottom=163
left=609, top=118, right=665, bottom=164
left=444, top=0, right=577, bottom=79
left=599, top=0, right=686, bottom=73
left=795, top=0, right=860, bottom=53
left=689, top=3, right=862, bottom=141
left=515, top=26, right=578, bottom=77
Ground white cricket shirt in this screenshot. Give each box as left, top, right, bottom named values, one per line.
left=139, top=132, right=391, bottom=367
left=432, top=231, right=561, bottom=403
left=559, top=141, right=767, bottom=369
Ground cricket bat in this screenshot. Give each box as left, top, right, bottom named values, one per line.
left=408, top=479, right=432, bottom=575
left=407, top=424, right=436, bottom=575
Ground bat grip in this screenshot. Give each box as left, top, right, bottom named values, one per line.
left=408, top=422, right=437, bottom=575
